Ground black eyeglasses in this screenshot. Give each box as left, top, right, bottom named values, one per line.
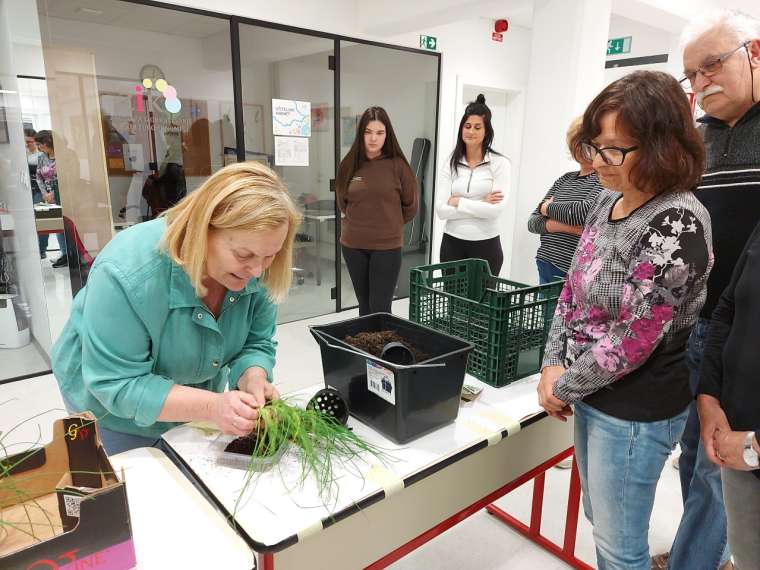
left=680, top=42, right=749, bottom=86
left=580, top=141, right=639, bottom=166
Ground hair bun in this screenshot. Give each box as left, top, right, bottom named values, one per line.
left=475, top=94, right=486, bottom=104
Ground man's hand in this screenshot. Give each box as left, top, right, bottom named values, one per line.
left=697, top=394, right=731, bottom=465
left=238, top=367, right=279, bottom=408
left=713, top=429, right=756, bottom=471
left=447, top=196, right=461, bottom=207
left=538, top=365, right=571, bottom=421
left=483, top=191, right=504, bottom=204
left=540, top=197, right=554, bottom=216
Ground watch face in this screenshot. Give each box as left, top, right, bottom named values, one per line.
left=744, top=434, right=760, bottom=468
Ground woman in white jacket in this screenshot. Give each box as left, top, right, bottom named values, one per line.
left=436, top=94, right=510, bottom=276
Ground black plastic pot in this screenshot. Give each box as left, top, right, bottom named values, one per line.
left=309, top=313, right=473, bottom=444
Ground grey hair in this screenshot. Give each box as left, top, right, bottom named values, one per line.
left=680, top=9, right=760, bottom=50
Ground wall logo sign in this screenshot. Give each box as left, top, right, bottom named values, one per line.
left=134, top=78, right=181, bottom=115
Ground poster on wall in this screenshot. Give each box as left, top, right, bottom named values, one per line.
left=272, top=99, right=311, bottom=137
left=274, top=136, right=309, bottom=167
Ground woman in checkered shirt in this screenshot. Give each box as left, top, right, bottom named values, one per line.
left=537, top=71, right=713, bottom=570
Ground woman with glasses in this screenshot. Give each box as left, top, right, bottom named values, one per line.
left=537, top=71, right=713, bottom=570
left=527, top=117, right=604, bottom=284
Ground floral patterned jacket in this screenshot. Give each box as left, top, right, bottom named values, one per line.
left=36, top=152, right=59, bottom=204
left=543, top=189, right=713, bottom=420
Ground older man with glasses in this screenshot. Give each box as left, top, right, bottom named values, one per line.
left=654, top=9, right=760, bottom=570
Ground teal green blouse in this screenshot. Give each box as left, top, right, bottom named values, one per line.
left=52, top=218, right=278, bottom=439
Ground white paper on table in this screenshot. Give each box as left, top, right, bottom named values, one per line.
left=274, top=136, right=309, bottom=167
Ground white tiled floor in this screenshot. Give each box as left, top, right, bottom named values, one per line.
left=2, top=297, right=687, bottom=569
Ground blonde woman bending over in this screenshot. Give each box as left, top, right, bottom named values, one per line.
left=53, top=162, right=301, bottom=454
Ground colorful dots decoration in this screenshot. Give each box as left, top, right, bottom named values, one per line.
left=164, top=97, right=181, bottom=114
left=142, top=78, right=153, bottom=89
left=155, top=79, right=168, bottom=92
left=135, top=85, right=144, bottom=113
left=163, top=85, right=177, bottom=99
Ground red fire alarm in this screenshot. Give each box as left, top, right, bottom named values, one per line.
left=495, top=19, right=509, bottom=33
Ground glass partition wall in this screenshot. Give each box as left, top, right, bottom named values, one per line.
left=24, top=0, right=439, bottom=340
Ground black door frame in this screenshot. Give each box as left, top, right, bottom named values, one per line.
left=69, top=0, right=443, bottom=314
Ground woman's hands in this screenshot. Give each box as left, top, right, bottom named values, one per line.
left=448, top=191, right=503, bottom=208
left=212, top=368, right=280, bottom=437
left=539, top=197, right=554, bottom=216
left=538, top=365, right=573, bottom=421
left=238, top=367, right=280, bottom=406
left=483, top=191, right=504, bottom=204
left=210, top=390, right=261, bottom=436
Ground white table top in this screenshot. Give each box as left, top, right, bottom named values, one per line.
left=111, top=447, right=254, bottom=570
left=161, top=373, right=545, bottom=552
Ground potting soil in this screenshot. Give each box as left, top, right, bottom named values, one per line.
left=343, top=330, right=429, bottom=363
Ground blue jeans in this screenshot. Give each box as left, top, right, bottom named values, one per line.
left=32, top=189, right=50, bottom=254
left=536, top=258, right=566, bottom=285
left=669, top=318, right=730, bottom=569
left=574, top=401, right=689, bottom=570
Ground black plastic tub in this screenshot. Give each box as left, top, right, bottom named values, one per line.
left=309, top=313, right=474, bottom=444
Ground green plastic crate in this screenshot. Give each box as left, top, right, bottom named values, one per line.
left=409, top=259, right=563, bottom=387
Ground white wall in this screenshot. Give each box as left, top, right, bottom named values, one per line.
left=605, top=15, right=679, bottom=85
left=386, top=18, right=532, bottom=275
left=511, top=0, right=611, bottom=285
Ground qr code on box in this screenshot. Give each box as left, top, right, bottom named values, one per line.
left=63, top=493, right=83, bottom=518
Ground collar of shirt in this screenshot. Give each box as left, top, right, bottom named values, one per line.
left=698, top=99, right=760, bottom=128
left=456, top=151, right=494, bottom=169
left=168, top=262, right=260, bottom=309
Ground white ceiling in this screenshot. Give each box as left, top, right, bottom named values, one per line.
left=37, top=0, right=228, bottom=39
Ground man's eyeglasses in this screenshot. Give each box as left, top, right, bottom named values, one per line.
left=680, top=42, right=749, bottom=86
left=580, top=141, right=639, bottom=166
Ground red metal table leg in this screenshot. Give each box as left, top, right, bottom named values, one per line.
left=485, top=450, right=593, bottom=570
left=366, top=448, right=576, bottom=569
left=562, top=457, right=583, bottom=556
left=259, top=552, right=274, bottom=570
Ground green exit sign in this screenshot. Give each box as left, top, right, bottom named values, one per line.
left=419, top=35, right=437, bottom=51
left=607, top=36, right=632, bottom=56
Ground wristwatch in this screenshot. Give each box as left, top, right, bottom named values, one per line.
left=743, top=431, right=759, bottom=469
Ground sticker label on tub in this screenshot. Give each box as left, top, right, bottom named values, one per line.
left=367, top=360, right=396, bottom=405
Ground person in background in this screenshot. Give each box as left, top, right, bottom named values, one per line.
left=662, top=10, right=760, bottom=570
left=52, top=162, right=300, bottom=454
left=538, top=71, right=712, bottom=570
left=34, top=130, right=67, bottom=268
left=25, top=128, right=49, bottom=259
left=697, top=220, right=760, bottom=570
left=436, top=94, right=510, bottom=276
left=527, top=117, right=604, bottom=284
left=336, top=106, right=418, bottom=316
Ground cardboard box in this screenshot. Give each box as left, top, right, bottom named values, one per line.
left=0, top=413, right=136, bottom=569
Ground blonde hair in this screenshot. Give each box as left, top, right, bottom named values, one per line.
left=162, top=161, right=302, bottom=302
left=566, top=116, right=583, bottom=161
